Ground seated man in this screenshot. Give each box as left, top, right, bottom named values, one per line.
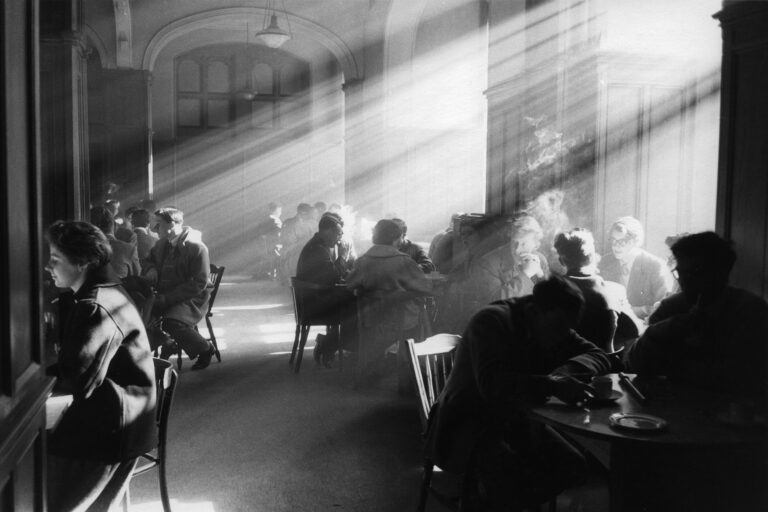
left=142, top=207, right=215, bottom=370
left=425, top=275, right=611, bottom=510
left=347, top=219, right=432, bottom=336
left=554, top=228, right=642, bottom=352
left=598, top=216, right=670, bottom=320
left=626, top=232, right=768, bottom=399
left=90, top=205, right=141, bottom=279
left=296, top=212, right=354, bottom=366
left=392, top=218, right=436, bottom=273
left=427, top=276, right=610, bottom=510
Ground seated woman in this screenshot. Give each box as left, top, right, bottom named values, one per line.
left=45, top=220, right=157, bottom=512
left=554, top=228, right=642, bottom=352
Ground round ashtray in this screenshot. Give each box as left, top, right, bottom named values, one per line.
left=609, top=412, right=667, bottom=432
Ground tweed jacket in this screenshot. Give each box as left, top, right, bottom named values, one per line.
left=598, top=249, right=669, bottom=318
left=143, top=226, right=211, bottom=325
left=346, top=244, right=432, bottom=329
left=49, top=267, right=157, bottom=462
left=425, top=297, right=611, bottom=473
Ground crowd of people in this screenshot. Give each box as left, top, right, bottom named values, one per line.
left=44, top=192, right=767, bottom=511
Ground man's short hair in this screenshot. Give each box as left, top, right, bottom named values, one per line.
left=46, top=220, right=112, bottom=268
left=319, top=212, right=344, bottom=231
left=391, top=218, right=407, bottom=236
left=372, top=219, right=402, bottom=245
left=671, top=231, right=736, bottom=276
left=610, top=216, right=644, bottom=246
left=90, top=205, right=115, bottom=233
left=532, top=275, right=585, bottom=316
left=131, top=208, right=151, bottom=228
left=154, top=207, right=183, bottom=224
left=554, top=228, right=597, bottom=269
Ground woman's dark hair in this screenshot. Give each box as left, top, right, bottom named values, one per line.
left=553, top=228, right=597, bottom=270
left=372, top=219, right=402, bottom=245
left=46, top=220, right=112, bottom=268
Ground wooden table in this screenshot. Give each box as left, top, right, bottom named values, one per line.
left=526, top=374, right=766, bottom=511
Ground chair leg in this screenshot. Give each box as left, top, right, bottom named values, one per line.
left=294, top=325, right=310, bottom=373
left=206, top=316, right=222, bottom=362
left=159, top=457, right=172, bottom=512
left=289, top=323, right=301, bottom=366
left=122, top=486, right=130, bottom=512
left=417, top=462, right=434, bottom=512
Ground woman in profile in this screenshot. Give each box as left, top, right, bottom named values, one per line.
left=45, top=220, right=156, bottom=511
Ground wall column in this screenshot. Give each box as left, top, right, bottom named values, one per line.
left=40, top=0, right=89, bottom=224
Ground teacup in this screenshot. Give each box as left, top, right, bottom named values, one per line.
left=591, top=376, right=613, bottom=399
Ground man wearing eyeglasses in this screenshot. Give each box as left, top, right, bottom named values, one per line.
left=627, top=231, right=767, bottom=397
left=598, top=216, right=670, bottom=320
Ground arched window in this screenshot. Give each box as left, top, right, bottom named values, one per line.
left=176, top=55, right=233, bottom=133
left=251, top=63, right=273, bottom=95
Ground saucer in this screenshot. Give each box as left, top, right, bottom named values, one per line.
left=609, top=412, right=667, bottom=432
left=586, top=390, right=623, bottom=406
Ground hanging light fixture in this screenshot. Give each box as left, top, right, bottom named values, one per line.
left=254, top=0, right=291, bottom=48
left=235, top=22, right=257, bottom=100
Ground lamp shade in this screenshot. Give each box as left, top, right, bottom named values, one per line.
left=255, top=14, right=290, bottom=48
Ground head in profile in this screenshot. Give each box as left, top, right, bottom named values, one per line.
left=318, top=212, right=344, bottom=248
left=152, top=207, right=184, bottom=241
left=608, top=216, right=644, bottom=263
left=526, top=274, right=584, bottom=348
left=372, top=219, right=402, bottom=246
left=268, top=202, right=282, bottom=218
left=670, top=231, right=736, bottom=305
left=45, top=220, right=112, bottom=291
left=553, top=228, right=599, bottom=274
left=297, top=203, right=313, bottom=221
left=391, top=218, right=408, bottom=248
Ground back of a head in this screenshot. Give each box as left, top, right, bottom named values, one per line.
left=297, top=203, right=313, bottom=217
left=611, top=216, right=644, bottom=246
left=154, top=207, right=184, bottom=224
left=90, top=205, right=115, bottom=234
left=131, top=208, right=151, bottom=228
left=671, top=231, right=736, bottom=277
left=46, top=220, right=112, bottom=269
left=554, top=228, right=596, bottom=270
left=372, top=219, right=402, bottom=245
left=391, top=218, right=407, bottom=235
left=532, top=274, right=585, bottom=316
left=314, top=201, right=327, bottom=213
left=319, top=212, right=344, bottom=232
left=267, top=202, right=281, bottom=215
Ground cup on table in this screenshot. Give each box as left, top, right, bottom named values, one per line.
left=591, top=375, right=613, bottom=399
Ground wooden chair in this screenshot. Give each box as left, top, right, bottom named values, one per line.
left=123, top=358, right=179, bottom=512
left=204, top=264, right=225, bottom=363
left=288, top=277, right=351, bottom=373
left=405, top=334, right=461, bottom=512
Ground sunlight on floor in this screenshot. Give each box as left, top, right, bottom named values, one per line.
left=130, top=499, right=216, bottom=512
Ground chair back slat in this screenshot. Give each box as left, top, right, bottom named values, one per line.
left=406, top=334, right=461, bottom=430
left=207, top=264, right=225, bottom=315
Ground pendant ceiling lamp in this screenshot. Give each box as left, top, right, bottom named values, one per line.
left=255, top=0, right=292, bottom=48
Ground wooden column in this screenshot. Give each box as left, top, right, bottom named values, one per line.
left=39, top=0, right=89, bottom=224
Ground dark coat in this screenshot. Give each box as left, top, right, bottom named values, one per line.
left=565, top=273, right=618, bottom=352
left=399, top=238, right=436, bottom=273
left=599, top=249, right=670, bottom=318
left=628, top=287, right=768, bottom=399
left=107, top=233, right=141, bottom=279
left=143, top=226, right=211, bottom=325
left=425, top=297, right=611, bottom=473
left=49, top=267, right=157, bottom=463
left=296, top=233, right=347, bottom=286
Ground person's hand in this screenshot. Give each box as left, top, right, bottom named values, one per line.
left=518, top=253, right=543, bottom=279
left=549, top=375, right=596, bottom=405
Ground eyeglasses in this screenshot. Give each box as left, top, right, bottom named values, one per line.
left=609, top=237, right=634, bottom=248
left=671, top=265, right=701, bottom=280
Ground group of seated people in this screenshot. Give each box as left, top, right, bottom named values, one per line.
left=291, top=207, right=767, bottom=509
